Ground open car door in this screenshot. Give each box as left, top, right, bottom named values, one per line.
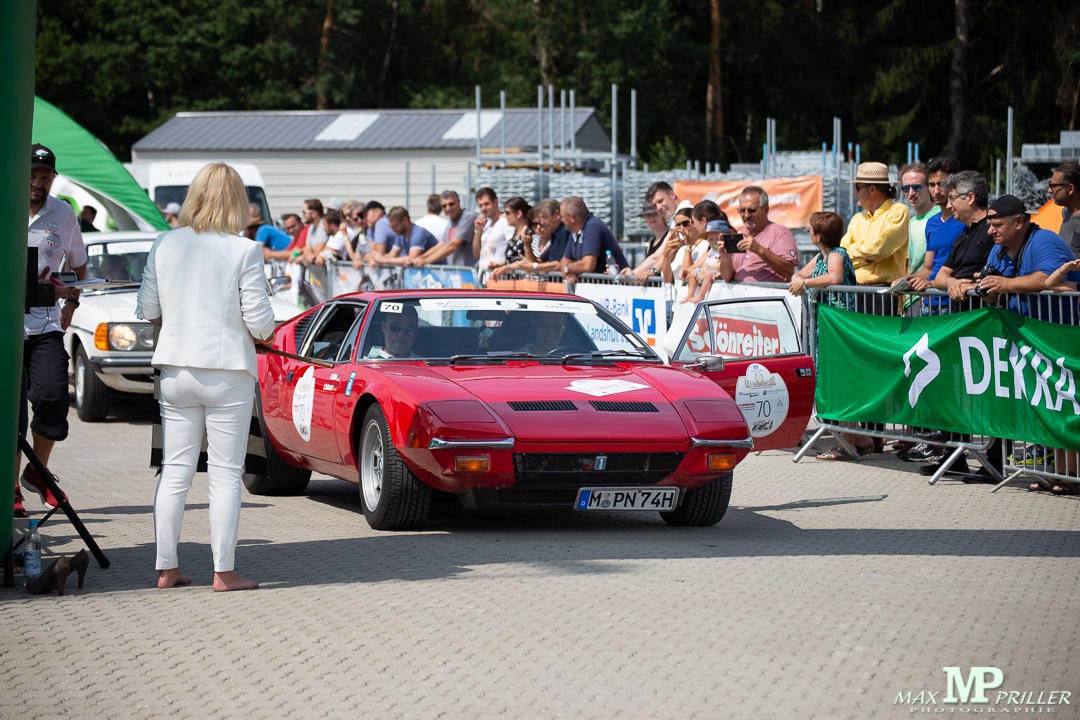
left=670, top=297, right=816, bottom=451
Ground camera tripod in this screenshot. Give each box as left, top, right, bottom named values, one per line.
left=2, top=435, right=110, bottom=587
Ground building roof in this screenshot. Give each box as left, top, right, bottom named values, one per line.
left=132, top=108, right=611, bottom=154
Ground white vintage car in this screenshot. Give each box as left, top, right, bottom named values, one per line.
left=63, top=231, right=302, bottom=421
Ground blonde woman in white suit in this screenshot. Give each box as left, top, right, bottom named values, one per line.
left=136, top=163, right=276, bottom=592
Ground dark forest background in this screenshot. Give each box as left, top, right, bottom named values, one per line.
left=34, top=0, right=1080, bottom=174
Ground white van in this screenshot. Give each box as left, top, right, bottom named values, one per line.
left=125, top=160, right=272, bottom=222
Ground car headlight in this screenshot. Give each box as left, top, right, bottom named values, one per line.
left=95, top=323, right=156, bottom=352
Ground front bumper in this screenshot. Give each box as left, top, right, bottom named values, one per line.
left=403, top=437, right=753, bottom=500
left=88, top=354, right=155, bottom=394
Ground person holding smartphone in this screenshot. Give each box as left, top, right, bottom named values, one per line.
left=681, top=220, right=731, bottom=303
left=717, top=186, right=799, bottom=284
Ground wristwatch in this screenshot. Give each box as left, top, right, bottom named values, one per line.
left=563, top=264, right=570, bottom=274
left=532, top=262, right=538, bottom=272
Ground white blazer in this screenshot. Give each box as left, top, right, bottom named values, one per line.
left=136, top=227, right=276, bottom=379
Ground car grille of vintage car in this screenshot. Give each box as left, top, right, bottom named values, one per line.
left=498, top=452, right=685, bottom=505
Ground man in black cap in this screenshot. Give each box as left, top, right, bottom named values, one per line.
left=18, top=144, right=87, bottom=516
left=955, top=194, right=1076, bottom=484
left=976, top=194, right=1076, bottom=319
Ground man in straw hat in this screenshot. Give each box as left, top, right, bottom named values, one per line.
left=840, top=162, right=909, bottom=305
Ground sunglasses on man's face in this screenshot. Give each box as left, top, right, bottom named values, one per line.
left=386, top=323, right=417, bottom=336
left=901, top=184, right=923, bottom=193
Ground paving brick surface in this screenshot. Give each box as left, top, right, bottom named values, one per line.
left=2, top=398, right=1077, bottom=719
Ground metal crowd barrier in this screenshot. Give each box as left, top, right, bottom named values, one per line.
left=794, top=285, right=1080, bottom=491
left=266, top=256, right=1080, bottom=491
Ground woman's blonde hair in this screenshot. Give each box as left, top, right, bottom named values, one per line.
left=178, top=163, right=249, bottom=235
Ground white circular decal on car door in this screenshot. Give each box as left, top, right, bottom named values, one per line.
left=734, top=362, right=789, bottom=438
left=292, top=367, right=316, bottom=442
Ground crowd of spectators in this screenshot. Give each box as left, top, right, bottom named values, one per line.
left=251, top=161, right=1080, bottom=490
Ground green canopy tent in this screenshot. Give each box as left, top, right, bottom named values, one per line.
left=33, top=96, right=168, bottom=232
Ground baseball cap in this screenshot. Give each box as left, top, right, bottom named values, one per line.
left=31, top=144, right=57, bottom=172
left=986, top=194, right=1032, bottom=218
left=638, top=200, right=659, bottom=217
left=164, top=202, right=182, bottom=215
left=703, top=218, right=732, bottom=234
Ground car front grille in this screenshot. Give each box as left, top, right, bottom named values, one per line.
left=495, top=488, right=579, bottom=505
left=512, top=452, right=683, bottom=487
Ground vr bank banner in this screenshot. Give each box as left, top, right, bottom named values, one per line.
left=816, top=305, right=1080, bottom=450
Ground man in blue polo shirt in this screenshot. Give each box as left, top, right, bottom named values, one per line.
left=558, top=196, right=630, bottom=282
left=976, top=194, right=1076, bottom=321
left=381, top=206, right=440, bottom=266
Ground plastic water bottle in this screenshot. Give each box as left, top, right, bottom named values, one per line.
left=23, top=520, right=41, bottom=581
left=605, top=250, right=617, bottom=275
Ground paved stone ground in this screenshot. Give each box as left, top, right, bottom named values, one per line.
left=2, top=395, right=1077, bottom=719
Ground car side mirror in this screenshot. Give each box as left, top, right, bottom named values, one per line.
left=688, top=355, right=724, bottom=372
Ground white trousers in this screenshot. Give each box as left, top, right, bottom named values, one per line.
left=154, top=366, right=255, bottom=572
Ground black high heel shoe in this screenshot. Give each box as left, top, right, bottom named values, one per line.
left=69, top=549, right=89, bottom=590
left=26, top=555, right=71, bottom=595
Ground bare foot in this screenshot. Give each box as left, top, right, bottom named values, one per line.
left=157, top=568, right=192, bottom=589
left=213, top=571, right=259, bottom=592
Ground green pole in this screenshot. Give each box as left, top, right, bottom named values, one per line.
left=1, top=2, right=37, bottom=557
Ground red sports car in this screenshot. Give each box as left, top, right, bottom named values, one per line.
left=244, top=291, right=815, bottom=530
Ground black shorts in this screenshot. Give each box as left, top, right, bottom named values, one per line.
left=24, top=331, right=70, bottom=441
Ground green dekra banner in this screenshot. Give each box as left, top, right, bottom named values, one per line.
left=816, top=305, right=1080, bottom=450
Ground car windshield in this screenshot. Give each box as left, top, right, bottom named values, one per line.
left=356, top=296, right=656, bottom=362
left=84, top=239, right=152, bottom=284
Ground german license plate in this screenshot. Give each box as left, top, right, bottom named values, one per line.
left=574, top=487, right=679, bottom=511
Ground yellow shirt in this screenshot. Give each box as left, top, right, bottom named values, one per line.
left=840, top=198, right=909, bottom=284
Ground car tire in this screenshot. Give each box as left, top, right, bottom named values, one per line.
left=660, top=473, right=732, bottom=527
left=74, top=345, right=109, bottom=422
left=358, top=404, right=431, bottom=531
left=242, top=440, right=311, bottom=496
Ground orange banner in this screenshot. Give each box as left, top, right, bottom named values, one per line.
left=484, top=276, right=569, bottom=293
left=1033, top=199, right=1063, bottom=233
left=673, top=175, right=824, bottom=230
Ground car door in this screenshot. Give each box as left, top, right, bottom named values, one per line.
left=278, top=301, right=368, bottom=465
left=671, top=297, right=816, bottom=451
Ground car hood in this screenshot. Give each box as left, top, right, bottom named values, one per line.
left=422, top=363, right=693, bottom=444
left=71, top=290, right=141, bottom=324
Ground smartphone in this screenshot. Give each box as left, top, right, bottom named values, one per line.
left=50, top=271, right=79, bottom=284
left=720, top=233, right=745, bottom=253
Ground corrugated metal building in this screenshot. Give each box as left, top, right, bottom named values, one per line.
left=131, top=108, right=612, bottom=221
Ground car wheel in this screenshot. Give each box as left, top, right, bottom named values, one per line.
left=660, top=473, right=733, bottom=527
left=74, top=345, right=109, bottom=422
left=358, top=404, right=431, bottom=531
left=242, top=440, right=311, bottom=496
